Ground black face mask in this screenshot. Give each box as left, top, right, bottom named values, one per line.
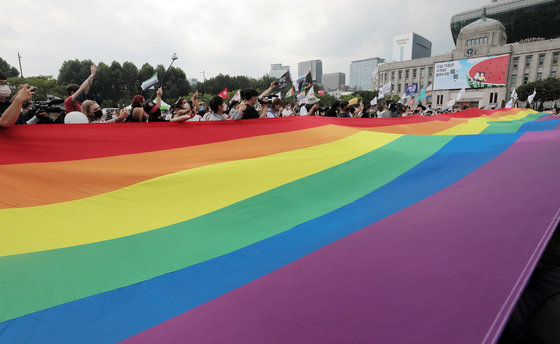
left=93, top=109, right=103, bottom=118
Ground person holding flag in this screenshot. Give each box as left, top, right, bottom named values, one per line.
left=299, top=86, right=320, bottom=116
left=237, top=81, right=277, bottom=119
left=505, top=88, right=518, bottom=109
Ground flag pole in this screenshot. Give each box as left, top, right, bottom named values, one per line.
left=151, top=53, right=178, bottom=100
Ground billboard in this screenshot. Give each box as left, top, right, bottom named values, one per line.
left=433, top=54, right=509, bottom=90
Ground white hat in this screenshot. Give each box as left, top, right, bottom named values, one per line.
left=306, top=95, right=320, bottom=105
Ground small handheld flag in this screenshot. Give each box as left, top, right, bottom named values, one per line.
left=456, top=87, right=466, bottom=101
left=230, top=90, right=241, bottom=103
left=527, top=89, right=536, bottom=104
left=405, top=83, right=418, bottom=96
left=296, top=90, right=306, bottom=104
left=141, top=73, right=158, bottom=91
left=277, top=71, right=291, bottom=89
left=218, top=88, right=228, bottom=99
left=285, top=87, right=294, bottom=98
left=426, top=85, right=433, bottom=98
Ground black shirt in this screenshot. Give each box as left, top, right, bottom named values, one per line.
left=148, top=116, right=167, bottom=122
left=0, top=99, right=26, bottom=125
left=242, top=104, right=260, bottom=119
left=325, top=109, right=338, bottom=117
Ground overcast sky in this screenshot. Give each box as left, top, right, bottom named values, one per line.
left=2, top=0, right=492, bottom=83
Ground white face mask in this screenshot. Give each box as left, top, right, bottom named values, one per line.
left=0, top=85, right=11, bottom=98
left=182, top=103, right=189, bottom=109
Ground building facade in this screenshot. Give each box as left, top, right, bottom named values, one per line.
left=378, top=13, right=560, bottom=109
left=298, top=60, right=323, bottom=84
left=269, top=64, right=290, bottom=79
left=323, top=72, right=346, bottom=91
left=392, top=33, right=432, bottom=62
left=349, top=57, right=385, bottom=91
left=451, top=0, right=560, bottom=45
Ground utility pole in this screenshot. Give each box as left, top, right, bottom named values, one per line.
left=17, top=53, right=23, bottom=78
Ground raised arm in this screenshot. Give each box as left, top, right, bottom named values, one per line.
left=71, top=64, right=97, bottom=101
left=259, top=81, right=277, bottom=98
left=155, top=87, right=163, bottom=107
left=0, top=85, right=34, bottom=128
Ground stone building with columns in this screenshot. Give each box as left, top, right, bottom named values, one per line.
left=377, top=8, right=560, bottom=109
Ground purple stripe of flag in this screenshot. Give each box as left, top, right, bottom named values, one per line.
left=124, top=131, right=560, bottom=344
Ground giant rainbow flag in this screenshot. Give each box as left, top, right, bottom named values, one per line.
left=1, top=108, right=560, bottom=343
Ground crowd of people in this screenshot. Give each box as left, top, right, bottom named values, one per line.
left=3, top=64, right=557, bottom=129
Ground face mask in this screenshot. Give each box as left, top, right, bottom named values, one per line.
left=0, top=85, right=11, bottom=98
left=93, top=109, right=103, bottom=118
left=183, top=103, right=189, bottom=109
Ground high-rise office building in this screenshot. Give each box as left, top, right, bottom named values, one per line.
left=349, top=57, right=385, bottom=91
left=392, top=33, right=432, bottom=62
left=323, top=72, right=346, bottom=91
left=298, top=60, right=323, bottom=84
left=269, top=64, right=290, bottom=78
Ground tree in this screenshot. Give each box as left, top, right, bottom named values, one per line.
left=353, top=90, right=378, bottom=105
left=6, top=75, right=65, bottom=100
left=516, top=78, right=560, bottom=109
left=109, top=61, right=123, bottom=103
left=0, top=57, right=19, bottom=78
left=317, top=93, right=337, bottom=107
left=160, top=66, right=190, bottom=103
left=57, top=59, right=93, bottom=86
left=121, top=62, right=139, bottom=101
left=93, top=62, right=114, bottom=105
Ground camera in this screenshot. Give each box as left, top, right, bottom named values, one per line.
left=387, top=101, right=399, bottom=113
left=257, top=95, right=275, bottom=104
left=27, top=95, right=65, bottom=123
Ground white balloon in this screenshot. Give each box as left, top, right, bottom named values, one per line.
left=64, top=111, right=89, bottom=124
